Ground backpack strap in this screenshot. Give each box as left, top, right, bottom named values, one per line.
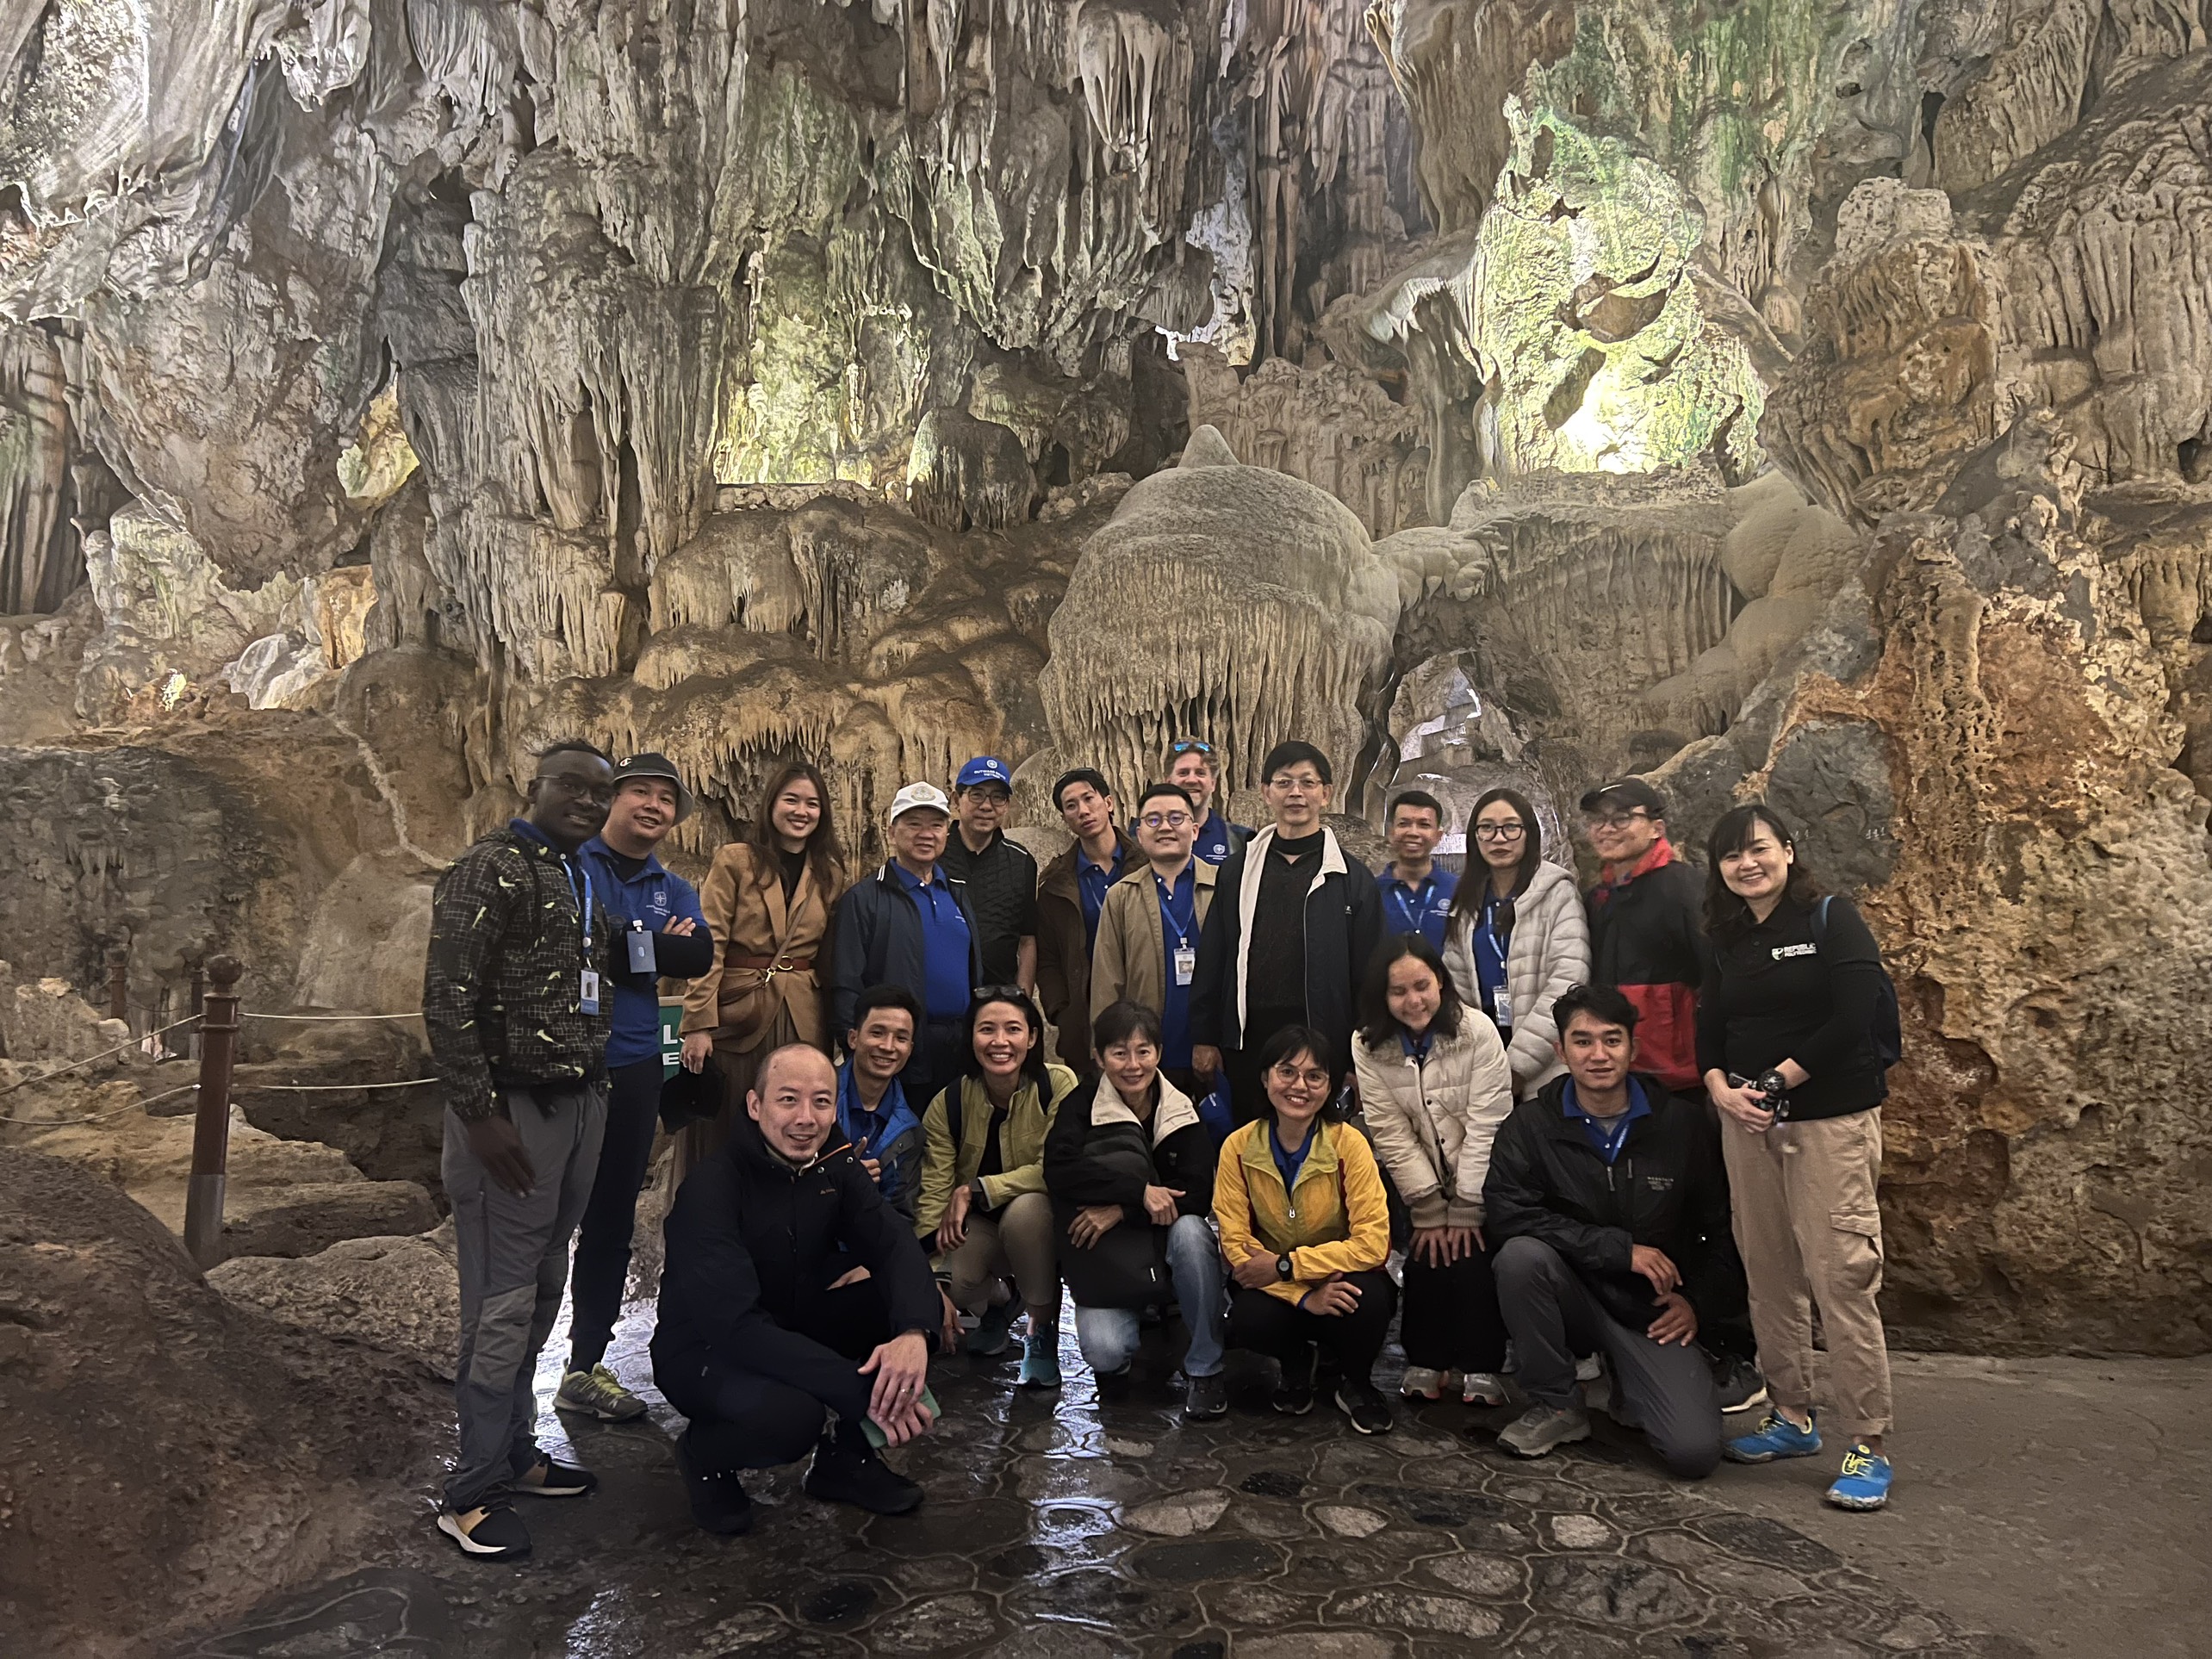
left=1813, top=894, right=1835, bottom=940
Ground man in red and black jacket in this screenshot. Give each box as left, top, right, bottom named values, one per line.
left=1581, top=779, right=1711, bottom=1096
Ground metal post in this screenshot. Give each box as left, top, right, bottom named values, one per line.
left=183, top=955, right=242, bottom=1268
left=183, top=950, right=208, bottom=1060
left=105, top=940, right=130, bottom=1024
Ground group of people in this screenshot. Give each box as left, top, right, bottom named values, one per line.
left=419, top=736, right=1900, bottom=1563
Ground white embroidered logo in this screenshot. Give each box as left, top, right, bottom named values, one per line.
left=1772, top=942, right=1817, bottom=960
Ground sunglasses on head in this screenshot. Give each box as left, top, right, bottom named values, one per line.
left=1168, top=739, right=1216, bottom=757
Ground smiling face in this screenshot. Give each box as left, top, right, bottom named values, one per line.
left=1166, top=749, right=1217, bottom=816
left=890, top=807, right=949, bottom=871
left=1556, top=1010, right=1637, bottom=1096
left=971, top=999, right=1039, bottom=1083
left=1388, top=802, right=1442, bottom=869
left=1587, top=798, right=1662, bottom=867
left=1263, top=761, right=1330, bottom=836
left=525, top=752, right=614, bottom=850
left=848, top=1006, right=916, bottom=1088
left=748, top=1046, right=840, bottom=1160
left=1718, top=817, right=1794, bottom=908
left=603, top=777, right=679, bottom=854
left=769, top=775, right=822, bottom=848
left=1264, top=1043, right=1333, bottom=1130
left=1474, top=798, right=1529, bottom=872
left=955, top=780, right=1011, bottom=842
left=1385, top=953, right=1443, bottom=1036
left=1136, top=793, right=1197, bottom=864
left=1057, top=782, right=1115, bottom=845
left=1101, top=1030, right=1160, bottom=1103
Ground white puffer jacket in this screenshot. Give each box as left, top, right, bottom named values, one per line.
left=1352, top=1016, right=1513, bottom=1229
left=1444, top=860, right=1592, bottom=1097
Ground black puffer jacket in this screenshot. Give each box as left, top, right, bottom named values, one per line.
left=652, top=1116, right=942, bottom=1421
left=1044, top=1074, right=1220, bottom=1309
left=1481, top=1073, right=1744, bottom=1331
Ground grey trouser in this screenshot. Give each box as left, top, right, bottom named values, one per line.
left=443, top=1084, right=607, bottom=1511
left=1494, top=1235, right=1721, bottom=1479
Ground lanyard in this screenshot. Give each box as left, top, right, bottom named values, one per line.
left=1153, top=867, right=1196, bottom=946
left=560, top=856, right=595, bottom=955
left=1388, top=876, right=1436, bottom=933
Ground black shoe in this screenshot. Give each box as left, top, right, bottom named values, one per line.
left=1095, top=1364, right=1134, bottom=1401
left=1272, top=1345, right=1318, bottom=1415
left=1184, top=1372, right=1228, bottom=1420
left=512, top=1455, right=598, bottom=1498
left=437, top=1496, right=532, bottom=1560
left=675, top=1430, right=754, bottom=1536
left=804, top=1426, right=923, bottom=1516
left=1713, top=1353, right=1770, bottom=1415
left=1334, top=1379, right=1395, bottom=1436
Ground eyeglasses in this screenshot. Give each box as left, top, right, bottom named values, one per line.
left=1267, top=773, right=1326, bottom=791
left=1586, top=811, right=1650, bottom=830
left=1140, top=811, right=1192, bottom=830
left=972, top=985, right=1030, bottom=1003
left=1168, top=739, right=1216, bottom=757
left=535, top=770, right=614, bottom=805
left=1270, top=1063, right=1333, bottom=1088
left=1474, top=822, right=1526, bottom=841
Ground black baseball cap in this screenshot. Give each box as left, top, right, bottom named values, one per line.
left=611, top=751, right=694, bottom=821
left=1578, top=777, right=1667, bottom=819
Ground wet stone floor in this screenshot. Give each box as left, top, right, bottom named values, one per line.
left=173, top=1311, right=2026, bottom=1659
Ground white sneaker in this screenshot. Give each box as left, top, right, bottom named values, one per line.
left=1399, top=1365, right=1445, bottom=1400
left=1462, top=1370, right=1508, bottom=1407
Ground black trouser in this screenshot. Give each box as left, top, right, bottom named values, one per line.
left=1222, top=1005, right=1302, bottom=1126
left=1226, top=1269, right=1397, bottom=1384
left=657, top=1282, right=890, bottom=1472
left=1400, top=1243, right=1508, bottom=1372
left=565, top=1057, right=662, bottom=1373
left=904, top=1015, right=970, bottom=1116
left=1493, top=1236, right=1720, bottom=1478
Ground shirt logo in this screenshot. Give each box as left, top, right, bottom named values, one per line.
left=1771, top=942, right=1817, bottom=960
left=1645, top=1174, right=1675, bottom=1191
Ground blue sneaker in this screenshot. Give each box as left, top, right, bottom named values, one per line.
left=1018, top=1325, right=1062, bottom=1390
left=1724, top=1408, right=1822, bottom=1463
left=1826, top=1443, right=1893, bottom=1510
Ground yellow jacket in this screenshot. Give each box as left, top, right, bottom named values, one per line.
left=914, top=1064, right=1078, bottom=1239
left=1214, top=1117, right=1390, bottom=1305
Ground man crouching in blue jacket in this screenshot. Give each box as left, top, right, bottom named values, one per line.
left=652, top=1045, right=944, bottom=1534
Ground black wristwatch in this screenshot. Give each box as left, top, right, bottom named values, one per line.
left=1275, top=1254, right=1294, bottom=1281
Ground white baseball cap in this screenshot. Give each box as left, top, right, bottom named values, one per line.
left=885, top=781, right=952, bottom=824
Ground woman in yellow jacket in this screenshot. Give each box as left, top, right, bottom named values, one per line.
left=915, top=986, right=1078, bottom=1390
left=1215, top=1023, right=1397, bottom=1434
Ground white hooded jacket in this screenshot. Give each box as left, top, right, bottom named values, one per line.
left=1444, top=860, right=1592, bottom=1097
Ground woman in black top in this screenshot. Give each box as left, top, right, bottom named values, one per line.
left=1697, top=804, right=1896, bottom=1512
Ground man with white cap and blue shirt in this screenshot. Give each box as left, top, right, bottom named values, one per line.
left=936, top=755, right=1038, bottom=993
left=831, top=781, right=985, bottom=1113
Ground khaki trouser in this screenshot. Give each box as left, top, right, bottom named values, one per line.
left=945, top=1190, right=1059, bottom=1314
left=1721, top=1107, right=1893, bottom=1439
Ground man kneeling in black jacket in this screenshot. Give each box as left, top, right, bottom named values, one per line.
left=1482, top=984, right=1738, bottom=1478
left=653, top=1045, right=944, bottom=1534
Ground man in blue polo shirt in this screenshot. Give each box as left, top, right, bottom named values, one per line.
left=1164, top=739, right=1252, bottom=866
left=1378, top=789, right=1457, bottom=950
left=560, top=752, right=714, bottom=1424
left=830, top=782, right=985, bottom=1114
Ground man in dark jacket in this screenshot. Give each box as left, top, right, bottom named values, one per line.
left=422, top=739, right=619, bottom=1563
left=1482, top=983, right=1739, bottom=1479
left=652, top=1045, right=944, bottom=1535
left=1036, top=767, right=1136, bottom=1072
left=937, top=755, right=1039, bottom=990
left=1190, top=740, right=1382, bottom=1124
left=830, top=782, right=985, bottom=1112
left=1581, top=778, right=1710, bottom=1094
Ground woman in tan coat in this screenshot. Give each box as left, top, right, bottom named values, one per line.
left=679, top=761, right=843, bottom=1161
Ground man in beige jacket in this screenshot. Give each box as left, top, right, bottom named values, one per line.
left=1090, top=783, right=1218, bottom=1097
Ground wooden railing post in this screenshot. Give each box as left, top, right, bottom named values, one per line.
left=183, top=955, right=242, bottom=1268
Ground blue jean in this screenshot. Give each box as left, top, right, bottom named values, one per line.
left=1072, top=1213, right=1227, bottom=1378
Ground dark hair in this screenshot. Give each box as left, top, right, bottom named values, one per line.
left=1449, top=786, right=1544, bottom=929
left=1359, top=934, right=1464, bottom=1048
left=535, top=738, right=612, bottom=768
left=1053, top=767, right=1114, bottom=811
left=1135, top=781, right=1196, bottom=817
left=1386, top=788, right=1445, bottom=827
left=1253, top=1023, right=1346, bottom=1120
left=1260, top=740, right=1332, bottom=786
left=961, top=985, right=1053, bottom=1094
left=849, top=981, right=922, bottom=1037
left=1552, top=982, right=1640, bottom=1035
left=752, top=760, right=846, bottom=899
left=1704, top=803, right=1823, bottom=941
left=1092, top=999, right=1165, bottom=1053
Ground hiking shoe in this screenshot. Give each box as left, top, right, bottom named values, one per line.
left=1272, top=1345, right=1318, bottom=1414
left=805, top=1426, right=923, bottom=1515
left=1094, top=1363, right=1133, bottom=1401
left=1712, top=1354, right=1770, bottom=1415
left=1498, top=1402, right=1590, bottom=1458
left=1461, top=1370, right=1509, bottom=1407
left=1574, top=1351, right=1602, bottom=1382
left=674, top=1430, right=753, bottom=1535
left=1184, top=1372, right=1228, bottom=1421
left=556, top=1364, right=648, bottom=1423
left=1399, top=1365, right=1445, bottom=1401
left=966, top=1297, right=1020, bottom=1358
left=1826, top=1444, right=1893, bottom=1511
left=437, top=1497, right=531, bottom=1561
left=1018, top=1326, right=1062, bottom=1389
left=1335, top=1379, right=1395, bottom=1436
left=513, top=1455, right=598, bottom=1498
left=1725, top=1409, right=1822, bottom=1464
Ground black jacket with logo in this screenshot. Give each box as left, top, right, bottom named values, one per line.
left=1482, top=1072, right=1744, bottom=1330
left=1696, top=892, right=1887, bottom=1120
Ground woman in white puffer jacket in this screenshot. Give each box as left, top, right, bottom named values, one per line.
left=1444, top=786, right=1593, bottom=1099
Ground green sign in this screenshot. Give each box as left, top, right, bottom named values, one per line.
left=660, top=999, right=684, bottom=1077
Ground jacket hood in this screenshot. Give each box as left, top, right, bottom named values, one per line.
left=1087, top=1072, right=1200, bottom=1144
left=1521, top=859, right=1579, bottom=906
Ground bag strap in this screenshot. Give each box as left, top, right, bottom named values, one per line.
left=1813, top=894, right=1834, bottom=940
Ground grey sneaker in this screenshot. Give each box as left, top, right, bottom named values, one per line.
left=1498, top=1402, right=1591, bottom=1458
left=1184, top=1372, right=1228, bottom=1420
left=556, top=1364, right=648, bottom=1422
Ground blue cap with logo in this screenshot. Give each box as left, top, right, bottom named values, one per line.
left=956, top=756, right=1013, bottom=791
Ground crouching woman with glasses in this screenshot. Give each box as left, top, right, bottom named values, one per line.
left=1215, top=1026, right=1398, bottom=1433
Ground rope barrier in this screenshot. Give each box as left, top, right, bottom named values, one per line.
left=0, top=1078, right=199, bottom=1127
left=240, top=1011, right=424, bottom=1022
left=238, top=1078, right=440, bottom=1092
left=0, top=1017, right=201, bottom=1097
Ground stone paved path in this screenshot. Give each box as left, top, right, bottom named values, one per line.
left=170, top=1314, right=2030, bottom=1659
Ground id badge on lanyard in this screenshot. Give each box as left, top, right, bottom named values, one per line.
left=1491, top=979, right=1513, bottom=1030
left=1173, top=945, right=1196, bottom=986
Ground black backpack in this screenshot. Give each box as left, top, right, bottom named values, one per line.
left=1815, top=897, right=1903, bottom=1069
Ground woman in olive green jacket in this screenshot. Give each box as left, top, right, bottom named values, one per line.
left=916, top=986, right=1078, bottom=1389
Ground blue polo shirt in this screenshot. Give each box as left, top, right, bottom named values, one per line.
left=1153, top=863, right=1200, bottom=1067
left=892, top=861, right=972, bottom=1020
left=1077, top=845, right=1121, bottom=946
left=1560, top=1077, right=1653, bottom=1164
left=1380, top=865, right=1457, bottom=949
left=1192, top=810, right=1252, bottom=867
left=577, top=836, right=707, bottom=1069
